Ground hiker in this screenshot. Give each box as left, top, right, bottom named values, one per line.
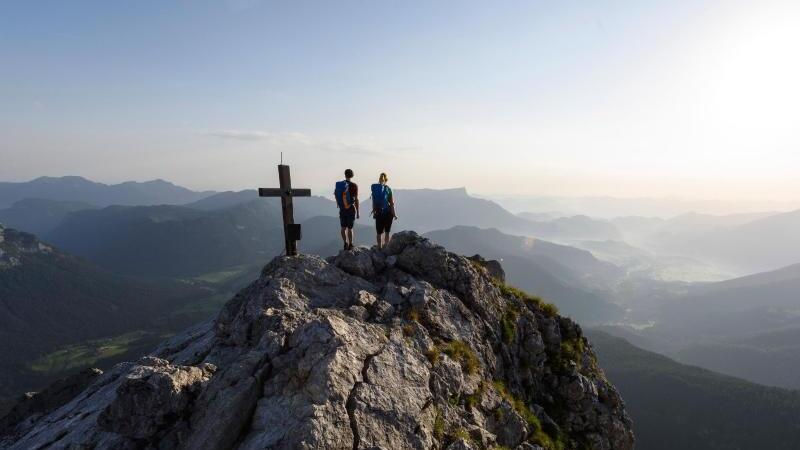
left=334, top=169, right=359, bottom=251
left=371, top=172, right=397, bottom=250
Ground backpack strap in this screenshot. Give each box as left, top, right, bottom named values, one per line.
left=341, top=180, right=351, bottom=209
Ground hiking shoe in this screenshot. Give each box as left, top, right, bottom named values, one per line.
left=343, top=242, right=349, bottom=251
left=348, top=243, right=354, bottom=251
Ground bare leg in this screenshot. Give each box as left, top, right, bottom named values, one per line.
left=376, top=234, right=382, bottom=249
left=384, top=232, right=391, bottom=247
left=340, top=227, right=347, bottom=243
left=347, top=228, right=354, bottom=247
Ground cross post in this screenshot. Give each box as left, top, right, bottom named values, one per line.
left=258, top=164, right=311, bottom=256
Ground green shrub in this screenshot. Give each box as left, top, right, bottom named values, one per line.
left=468, top=258, right=487, bottom=273
left=492, top=380, right=566, bottom=450
left=551, top=337, right=588, bottom=373
left=424, top=346, right=441, bottom=365
left=493, top=381, right=538, bottom=425
left=561, top=338, right=586, bottom=364
left=433, top=407, right=445, bottom=441
left=450, top=427, right=472, bottom=443
left=538, top=301, right=559, bottom=317
left=501, top=310, right=517, bottom=344
left=465, top=381, right=487, bottom=410
left=493, top=280, right=559, bottom=317
left=443, top=340, right=480, bottom=375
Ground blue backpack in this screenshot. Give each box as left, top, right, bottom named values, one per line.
left=371, top=183, right=390, bottom=213
left=335, top=180, right=352, bottom=209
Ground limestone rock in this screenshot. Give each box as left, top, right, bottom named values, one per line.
left=0, top=368, right=102, bottom=437
left=2, top=231, right=634, bottom=450
left=97, top=357, right=215, bottom=440
left=468, top=254, right=506, bottom=283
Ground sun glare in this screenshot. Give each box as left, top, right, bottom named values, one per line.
left=700, top=3, right=800, bottom=141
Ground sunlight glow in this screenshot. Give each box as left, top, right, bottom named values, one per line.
left=698, top=2, right=800, bottom=145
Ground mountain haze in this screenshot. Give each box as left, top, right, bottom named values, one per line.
left=424, top=226, right=625, bottom=324
left=656, top=262, right=800, bottom=339
left=0, top=176, right=213, bottom=209
left=391, top=188, right=533, bottom=233
left=634, top=209, right=800, bottom=273
left=46, top=198, right=345, bottom=278
left=0, top=225, right=210, bottom=401
left=0, top=199, right=96, bottom=235
left=588, top=330, right=800, bottom=450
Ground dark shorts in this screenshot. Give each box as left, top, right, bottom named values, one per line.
left=375, top=210, right=393, bottom=234
left=339, top=207, right=356, bottom=229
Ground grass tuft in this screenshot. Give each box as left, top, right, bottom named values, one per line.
left=465, top=381, right=487, bottom=410
left=443, top=340, right=480, bottom=375
left=549, top=336, right=589, bottom=373
left=424, top=347, right=441, bottom=365
left=450, top=427, right=472, bottom=443
left=501, top=310, right=517, bottom=344
left=493, top=280, right=559, bottom=317
left=433, top=407, right=445, bottom=441
left=492, top=380, right=566, bottom=450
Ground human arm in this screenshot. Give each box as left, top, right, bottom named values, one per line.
left=353, top=184, right=360, bottom=218
left=389, top=187, right=397, bottom=219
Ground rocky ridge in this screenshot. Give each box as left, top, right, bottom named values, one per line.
left=0, top=225, right=53, bottom=269
left=0, top=231, right=634, bottom=449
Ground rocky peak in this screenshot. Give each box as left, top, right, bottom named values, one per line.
left=0, top=231, right=633, bottom=450
left=0, top=226, right=54, bottom=269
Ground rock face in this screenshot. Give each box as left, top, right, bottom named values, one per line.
left=0, top=225, right=53, bottom=269
left=0, top=368, right=102, bottom=436
left=0, top=231, right=634, bottom=450
left=468, top=254, right=506, bottom=283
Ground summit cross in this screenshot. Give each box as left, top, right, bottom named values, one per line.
left=258, top=164, right=311, bottom=256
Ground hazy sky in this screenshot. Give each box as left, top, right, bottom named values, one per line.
left=2, top=0, right=799, bottom=204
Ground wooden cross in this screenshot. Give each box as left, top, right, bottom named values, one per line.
left=258, top=164, right=311, bottom=256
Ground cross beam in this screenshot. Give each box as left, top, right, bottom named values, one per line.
left=258, top=164, right=311, bottom=256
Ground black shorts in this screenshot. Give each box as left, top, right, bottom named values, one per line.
left=375, top=210, right=393, bottom=234
left=339, top=208, right=356, bottom=229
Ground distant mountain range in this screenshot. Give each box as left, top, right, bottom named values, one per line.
left=424, top=226, right=625, bottom=324
left=0, top=198, right=97, bottom=235
left=493, top=195, right=795, bottom=219
left=663, top=263, right=800, bottom=389
left=0, top=225, right=211, bottom=401
left=673, top=327, right=800, bottom=390
left=45, top=198, right=351, bottom=278
left=612, top=211, right=777, bottom=239
left=598, top=262, right=800, bottom=389
left=588, top=330, right=800, bottom=450
left=614, top=210, right=800, bottom=274
left=10, top=180, right=630, bottom=325
left=0, top=176, right=213, bottom=209
left=657, top=262, right=800, bottom=339
left=46, top=202, right=281, bottom=277
left=388, top=187, right=534, bottom=233
left=523, top=214, right=622, bottom=241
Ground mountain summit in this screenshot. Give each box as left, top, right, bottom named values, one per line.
left=1, top=232, right=633, bottom=450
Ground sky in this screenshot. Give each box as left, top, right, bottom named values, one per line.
left=1, top=0, right=799, bottom=206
